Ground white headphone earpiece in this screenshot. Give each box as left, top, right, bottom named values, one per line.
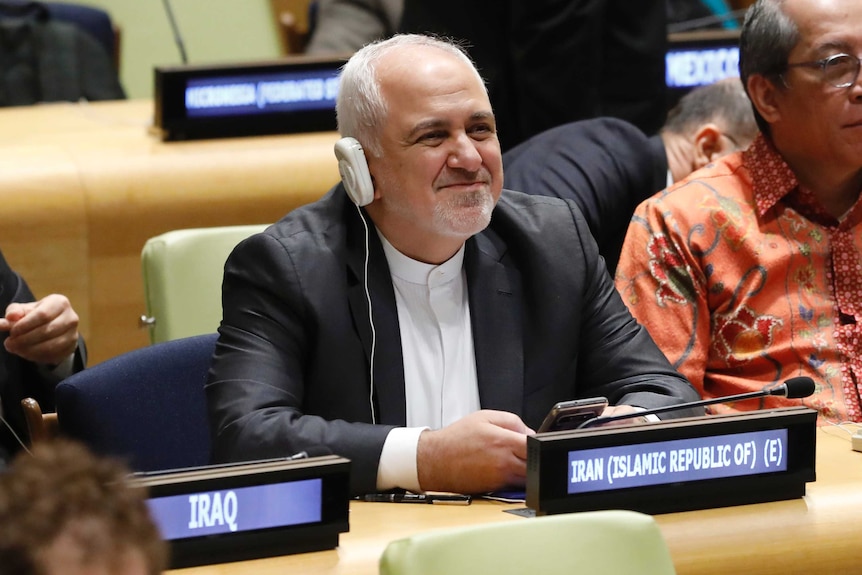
left=335, top=137, right=378, bottom=422
left=334, top=137, right=374, bottom=207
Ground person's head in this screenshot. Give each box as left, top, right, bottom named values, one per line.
left=738, top=0, right=800, bottom=136
left=740, top=0, right=862, bottom=179
left=0, top=440, right=167, bottom=575
left=660, top=77, right=758, bottom=182
left=336, top=34, right=504, bottom=264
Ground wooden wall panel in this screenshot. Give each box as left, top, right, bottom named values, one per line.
left=0, top=100, right=340, bottom=364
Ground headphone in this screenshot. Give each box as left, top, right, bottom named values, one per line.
left=334, top=137, right=374, bottom=207
left=333, top=137, right=378, bottom=423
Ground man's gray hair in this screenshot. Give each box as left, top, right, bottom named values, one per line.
left=662, top=77, right=758, bottom=145
left=336, top=34, right=485, bottom=158
left=739, top=0, right=800, bottom=134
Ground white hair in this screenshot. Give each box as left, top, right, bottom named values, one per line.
left=335, top=34, right=486, bottom=157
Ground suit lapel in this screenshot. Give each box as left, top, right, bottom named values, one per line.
left=345, top=206, right=407, bottom=426
left=466, top=234, right=524, bottom=416
left=344, top=200, right=525, bottom=425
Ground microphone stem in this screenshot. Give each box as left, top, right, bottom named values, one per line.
left=161, top=0, right=188, bottom=64
left=580, top=389, right=773, bottom=429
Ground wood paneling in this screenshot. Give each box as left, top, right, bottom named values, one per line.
left=0, top=100, right=340, bottom=364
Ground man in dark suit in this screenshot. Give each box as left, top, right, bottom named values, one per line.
left=503, top=77, right=758, bottom=274
left=304, top=0, right=403, bottom=55
left=0, top=249, right=86, bottom=465
left=206, top=34, right=701, bottom=496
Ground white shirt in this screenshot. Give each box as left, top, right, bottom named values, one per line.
left=375, top=234, right=480, bottom=491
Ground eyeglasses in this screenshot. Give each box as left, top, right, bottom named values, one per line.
left=784, top=53, right=862, bottom=88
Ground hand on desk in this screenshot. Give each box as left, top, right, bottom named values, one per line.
left=416, top=410, right=534, bottom=494
left=0, top=295, right=80, bottom=365
left=597, top=404, right=650, bottom=426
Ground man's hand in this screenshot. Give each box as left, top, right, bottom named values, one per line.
left=0, top=295, right=79, bottom=365
left=416, top=410, right=534, bottom=494
left=596, top=405, right=650, bottom=426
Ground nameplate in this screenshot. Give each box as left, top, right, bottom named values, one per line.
left=154, top=55, right=347, bottom=141
left=130, top=455, right=351, bottom=568
left=665, top=30, right=740, bottom=109
left=526, top=407, right=817, bottom=516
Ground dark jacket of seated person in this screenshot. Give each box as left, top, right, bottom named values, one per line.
left=503, top=117, right=668, bottom=275
left=0, top=2, right=125, bottom=106
left=205, top=186, right=702, bottom=495
left=0, top=250, right=86, bottom=464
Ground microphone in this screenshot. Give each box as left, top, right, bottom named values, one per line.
left=161, top=0, right=188, bottom=64
left=579, top=376, right=816, bottom=429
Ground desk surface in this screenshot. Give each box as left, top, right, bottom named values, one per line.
left=170, top=427, right=861, bottom=575
left=0, top=100, right=340, bottom=363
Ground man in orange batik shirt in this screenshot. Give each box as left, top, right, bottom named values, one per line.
left=615, top=0, right=862, bottom=425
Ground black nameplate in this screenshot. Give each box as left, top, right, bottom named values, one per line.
left=130, top=455, right=350, bottom=568
left=154, top=56, right=347, bottom=141
left=526, top=407, right=816, bottom=516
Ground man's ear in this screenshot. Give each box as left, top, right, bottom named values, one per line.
left=691, top=123, right=723, bottom=169
left=747, top=74, right=782, bottom=124
left=363, top=156, right=381, bottom=201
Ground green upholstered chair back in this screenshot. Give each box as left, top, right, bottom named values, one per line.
left=379, top=509, right=676, bottom=575
left=141, top=225, right=268, bottom=344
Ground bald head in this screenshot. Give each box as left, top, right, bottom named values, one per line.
left=660, top=77, right=758, bottom=182
left=662, top=77, right=758, bottom=146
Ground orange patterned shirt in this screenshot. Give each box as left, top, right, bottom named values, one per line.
left=615, top=134, right=862, bottom=424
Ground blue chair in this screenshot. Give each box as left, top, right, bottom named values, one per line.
left=55, top=333, right=216, bottom=472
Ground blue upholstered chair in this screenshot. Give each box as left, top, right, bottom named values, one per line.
left=55, top=333, right=216, bottom=472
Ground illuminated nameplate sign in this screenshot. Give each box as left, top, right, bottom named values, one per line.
left=666, top=46, right=739, bottom=88
left=154, top=56, right=347, bottom=141
left=527, top=407, right=816, bottom=516
left=130, top=455, right=350, bottom=568
left=147, top=478, right=322, bottom=539
left=184, top=70, right=340, bottom=119
left=665, top=30, right=740, bottom=110
left=567, top=429, right=786, bottom=494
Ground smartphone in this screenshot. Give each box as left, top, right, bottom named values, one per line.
left=537, top=397, right=609, bottom=433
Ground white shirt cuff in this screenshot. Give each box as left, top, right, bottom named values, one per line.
left=52, top=352, right=76, bottom=378
left=376, top=426, right=427, bottom=492
left=630, top=406, right=660, bottom=423
left=37, top=352, right=76, bottom=381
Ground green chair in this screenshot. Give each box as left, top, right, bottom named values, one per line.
left=140, top=224, right=268, bottom=344
left=379, top=509, right=676, bottom=575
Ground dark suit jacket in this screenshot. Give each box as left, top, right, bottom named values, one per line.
left=503, top=117, right=668, bottom=274
left=399, top=0, right=668, bottom=150
left=206, top=187, right=700, bottom=494
left=0, top=2, right=125, bottom=106
left=0, top=250, right=86, bottom=463
left=305, top=0, right=402, bottom=54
